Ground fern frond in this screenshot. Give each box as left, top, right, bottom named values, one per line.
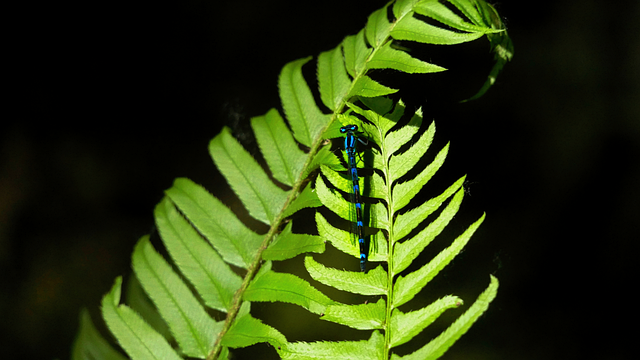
left=312, top=101, right=497, bottom=358
left=96, top=0, right=511, bottom=359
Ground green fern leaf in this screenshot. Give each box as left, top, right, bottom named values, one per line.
left=393, top=176, right=466, bottom=239
left=251, top=108, right=307, bottom=187
left=101, top=277, right=182, bottom=360
left=387, top=114, right=434, bottom=178
left=366, top=3, right=393, bottom=47
left=94, top=1, right=511, bottom=359
left=164, top=177, right=262, bottom=268
left=414, top=1, right=495, bottom=33
left=279, top=57, right=331, bottom=147
left=389, top=295, right=463, bottom=348
left=392, top=13, right=485, bottom=44
left=318, top=47, right=351, bottom=111
left=315, top=213, right=388, bottom=266
left=154, top=196, right=242, bottom=312
left=282, top=331, right=386, bottom=360
left=221, top=302, right=287, bottom=350
left=72, top=309, right=128, bottom=360
left=393, top=214, right=485, bottom=307
left=391, top=276, right=499, bottom=360
left=368, top=41, right=447, bottom=73
left=306, top=256, right=387, bottom=296
left=342, top=30, right=371, bottom=78
left=131, top=236, right=220, bottom=358
left=281, top=181, right=323, bottom=219
left=244, top=261, right=335, bottom=315
left=305, top=145, right=343, bottom=178
left=392, top=188, right=464, bottom=274
left=391, top=140, right=450, bottom=212
left=349, top=75, right=399, bottom=98
left=322, top=298, right=387, bottom=330
left=262, top=221, right=324, bottom=261
left=209, top=127, right=289, bottom=226
left=311, top=99, right=495, bottom=358
left=124, top=274, right=173, bottom=341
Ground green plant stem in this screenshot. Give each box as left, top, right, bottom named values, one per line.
left=381, top=130, right=396, bottom=360
left=207, top=111, right=342, bottom=359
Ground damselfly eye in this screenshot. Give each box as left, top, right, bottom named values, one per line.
left=340, top=124, right=358, bottom=133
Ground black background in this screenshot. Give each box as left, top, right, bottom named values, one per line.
left=2, top=0, right=639, bottom=359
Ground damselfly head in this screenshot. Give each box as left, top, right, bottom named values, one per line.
left=340, top=124, right=358, bottom=133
